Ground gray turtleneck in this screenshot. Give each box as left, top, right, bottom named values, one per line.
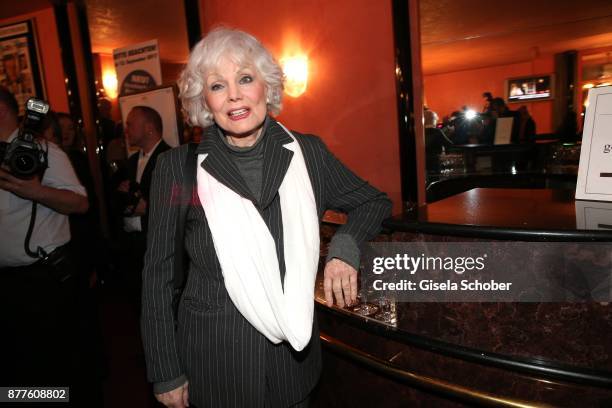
left=218, top=120, right=267, bottom=203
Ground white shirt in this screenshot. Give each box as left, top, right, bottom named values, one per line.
left=123, top=139, right=161, bottom=232
left=0, top=129, right=87, bottom=267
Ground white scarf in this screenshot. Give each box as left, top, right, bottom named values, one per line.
left=196, top=123, right=319, bottom=351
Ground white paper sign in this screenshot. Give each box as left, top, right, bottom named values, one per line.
left=494, top=117, right=513, bottom=145
left=576, top=87, right=612, bottom=201
left=113, top=39, right=162, bottom=96
left=575, top=200, right=612, bottom=230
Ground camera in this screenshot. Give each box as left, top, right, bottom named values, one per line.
left=121, top=181, right=143, bottom=216
left=0, top=98, right=49, bottom=178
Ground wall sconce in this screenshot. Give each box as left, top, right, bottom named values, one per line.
left=281, top=55, right=308, bottom=97
left=102, top=71, right=118, bottom=99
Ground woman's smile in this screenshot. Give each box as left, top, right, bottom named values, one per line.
left=227, top=107, right=251, bottom=120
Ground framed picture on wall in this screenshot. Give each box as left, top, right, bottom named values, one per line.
left=505, top=74, right=554, bottom=103
left=0, top=20, right=45, bottom=115
left=118, top=84, right=183, bottom=155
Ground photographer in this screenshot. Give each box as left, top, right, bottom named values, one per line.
left=112, top=106, right=169, bottom=306
left=0, top=88, right=88, bottom=388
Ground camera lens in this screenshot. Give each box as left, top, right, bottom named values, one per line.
left=9, top=150, right=38, bottom=177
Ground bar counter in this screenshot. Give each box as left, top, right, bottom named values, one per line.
left=386, top=188, right=612, bottom=241
left=313, top=188, right=612, bottom=407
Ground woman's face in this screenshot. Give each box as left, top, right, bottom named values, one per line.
left=204, top=56, right=267, bottom=145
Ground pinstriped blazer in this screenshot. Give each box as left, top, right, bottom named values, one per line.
left=141, top=119, right=391, bottom=407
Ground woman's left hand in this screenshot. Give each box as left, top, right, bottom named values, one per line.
left=323, top=258, right=357, bottom=307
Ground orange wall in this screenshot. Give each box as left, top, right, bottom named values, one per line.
left=0, top=8, right=69, bottom=113
left=200, top=0, right=402, bottom=213
left=424, top=57, right=554, bottom=134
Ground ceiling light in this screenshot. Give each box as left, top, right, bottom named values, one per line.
left=102, top=70, right=118, bottom=99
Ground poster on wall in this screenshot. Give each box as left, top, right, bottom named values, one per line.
left=113, top=39, right=162, bottom=96
left=576, top=86, right=612, bottom=201
left=118, top=85, right=182, bottom=155
left=0, top=20, right=45, bottom=115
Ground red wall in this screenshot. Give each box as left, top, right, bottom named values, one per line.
left=200, top=0, right=402, bottom=213
left=424, top=57, right=554, bottom=134
left=0, top=8, right=69, bottom=113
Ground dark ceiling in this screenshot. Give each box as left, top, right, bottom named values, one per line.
left=85, top=0, right=189, bottom=63
left=2, top=1, right=612, bottom=74
left=0, top=0, right=189, bottom=63
left=420, top=0, right=612, bottom=74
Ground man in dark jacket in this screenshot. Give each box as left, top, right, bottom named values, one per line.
left=113, top=106, right=170, bottom=304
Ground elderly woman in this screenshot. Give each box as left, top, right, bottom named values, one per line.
left=141, top=28, right=391, bottom=408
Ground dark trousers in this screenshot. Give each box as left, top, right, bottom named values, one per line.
left=0, top=260, right=78, bottom=387
left=115, top=230, right=147, bottom=307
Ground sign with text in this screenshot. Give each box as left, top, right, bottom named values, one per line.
left=576, top=87, right=612, bottom=201
left=113, top=39, right=162, bottom=96
left=360, top=242, right=612, bottom=302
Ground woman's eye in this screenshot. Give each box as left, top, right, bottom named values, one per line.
left=239, top=75, right=253, bottom=84
left=210, top=83, right=223, bottom=91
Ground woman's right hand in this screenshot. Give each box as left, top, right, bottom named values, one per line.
left=155, top=381, right=189, bottom=408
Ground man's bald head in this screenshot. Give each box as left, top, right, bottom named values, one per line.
left=133, top=106, right=162, bottom=134
left=125, top=106, right=163, bottom=149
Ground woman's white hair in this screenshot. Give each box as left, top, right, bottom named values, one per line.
left=178, top=27, right=284, bottom=127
